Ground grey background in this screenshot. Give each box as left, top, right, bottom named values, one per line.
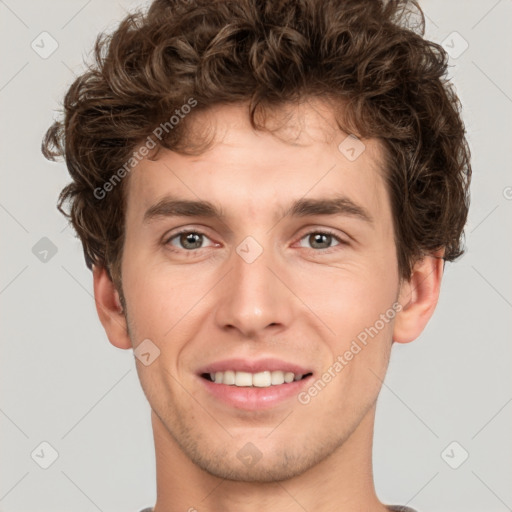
left=1, top=1, right=511, bottom=511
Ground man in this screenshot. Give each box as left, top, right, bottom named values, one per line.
left=42, top=0, right=471, bottom=510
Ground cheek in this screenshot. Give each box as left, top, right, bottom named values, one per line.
left=122, top=260, right=174, bottom=338
left=123, top=258, right=211, bottom=361
left=297, top=259, right=397, bottom=331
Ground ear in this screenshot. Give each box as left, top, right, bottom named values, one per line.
left=92, top=264, right=132, bottom=350
left=393, top=248, right=445, bottom=344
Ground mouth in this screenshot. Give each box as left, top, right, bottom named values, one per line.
left=196, top=357, right=315, bottom=410
left=197, top=365, right=314, bottom=410
left=200, top=370, right=314, bottom=387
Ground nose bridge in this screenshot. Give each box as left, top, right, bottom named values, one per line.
left=213, top=233, right=292, bottom=336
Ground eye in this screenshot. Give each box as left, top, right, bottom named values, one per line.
left=297, top=230, right=348, bottom=251
left=163, top=228, right=349, bottom=254
left=164, top=230, right=215, bottom=251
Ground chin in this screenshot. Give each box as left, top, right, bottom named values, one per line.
left=193, top=451, right=315, bottom=483
left=176, top=430, right=342, bottom=483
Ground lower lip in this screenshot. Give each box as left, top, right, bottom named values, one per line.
left=198, top=375, right=313, bottom=410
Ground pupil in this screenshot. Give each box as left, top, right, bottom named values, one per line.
left=311, top=233, right=330, bottom=249
left=182, top=233, right=202, bottom=249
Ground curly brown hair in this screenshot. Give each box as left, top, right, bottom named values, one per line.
left=42, top=0, right=471, bottom=293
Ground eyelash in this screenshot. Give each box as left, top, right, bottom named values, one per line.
left=163, top=228, right=349, bottom=254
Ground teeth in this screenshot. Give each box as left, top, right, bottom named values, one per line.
left=208, top=370, right=308, bottom=387
left=235, top=371, right=253, bottom=386
left=223, top=370, right=235, bottom=385
left=271, top=370, right=285, bottom=385
left=284, top=372, right=295, bottom=383
left=252, top=371, right=271, bottom=387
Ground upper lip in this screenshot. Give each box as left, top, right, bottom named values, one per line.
left=196, top=358, right=313, bottom=376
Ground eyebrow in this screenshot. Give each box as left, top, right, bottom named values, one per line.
left=143, top=194, right=373, bottom=225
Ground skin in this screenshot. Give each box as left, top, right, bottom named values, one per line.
left=93, top=99, right=444, bottom=512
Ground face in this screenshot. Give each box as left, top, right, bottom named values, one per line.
left=114, top=99, right=403, bottom=481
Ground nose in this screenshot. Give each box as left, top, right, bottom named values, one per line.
left=213, top=239, right=294, bottom=339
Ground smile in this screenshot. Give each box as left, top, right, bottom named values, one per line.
left=202, top=370, right=312, bottom=387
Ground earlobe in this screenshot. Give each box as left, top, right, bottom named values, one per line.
left=392, top=249, right=445, bottom=344
left=92, top=264, right=132, bottom=350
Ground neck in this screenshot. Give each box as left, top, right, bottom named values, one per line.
left=151, top=402, right=389, bottom=512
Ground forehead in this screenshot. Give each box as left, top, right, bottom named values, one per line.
left=125, top=100, right=389, bottom=225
